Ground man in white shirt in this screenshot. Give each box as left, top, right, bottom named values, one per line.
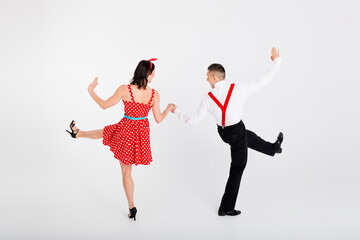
left=171, top=48, right=283, bottom=216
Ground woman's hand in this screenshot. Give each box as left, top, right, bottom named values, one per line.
left=166, top=103, right=174, bottom=111
left=271, top=47, right=280, bottom=61
left=88, top=77, right=99, bottom=92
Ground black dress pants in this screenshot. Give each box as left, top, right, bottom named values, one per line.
left=217, top=121, right=276, bottom=211
left=247, top=129, right=277, bottom=156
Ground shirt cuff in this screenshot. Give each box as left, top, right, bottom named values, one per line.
left=174, top=108, right=181, bottom=115
left=274, top=57, right=282, bottom=64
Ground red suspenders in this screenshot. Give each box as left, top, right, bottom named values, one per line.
left=208, top=83, right=235, bottom=127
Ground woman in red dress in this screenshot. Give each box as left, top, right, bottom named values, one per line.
left=66, top=59, right=174, bottom=220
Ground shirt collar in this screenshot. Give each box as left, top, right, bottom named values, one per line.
left=214, top=80, right=226, bottom=88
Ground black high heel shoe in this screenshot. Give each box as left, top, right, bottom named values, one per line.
left=66, top=120, right=79, bottom=138
left=128, top=207, right=137, bottom=221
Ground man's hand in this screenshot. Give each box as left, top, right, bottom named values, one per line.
left=271, top=47, right=280, bottom=61
left=170, top=103, right=177, bottom=113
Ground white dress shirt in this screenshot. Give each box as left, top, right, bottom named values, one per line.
left=174, top=58, right=282, bottom=127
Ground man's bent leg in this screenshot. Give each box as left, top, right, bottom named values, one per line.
left=246, top=130, right=277, bottom=156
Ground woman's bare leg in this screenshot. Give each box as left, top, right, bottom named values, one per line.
left=119, top=161, right=135, bottom=214
left=70, top=121, right=103, bottom=139
left=77, top=129, right=103, bottom=139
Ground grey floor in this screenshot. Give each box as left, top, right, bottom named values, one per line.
left=1, top=138, right=358, bottom=240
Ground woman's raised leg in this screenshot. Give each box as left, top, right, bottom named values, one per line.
left=69, top=121, right=104, bottom=139
left=77, top=129, right=103, bottom=139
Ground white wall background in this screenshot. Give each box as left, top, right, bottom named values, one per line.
left=1, top=0, right=359, bottom=239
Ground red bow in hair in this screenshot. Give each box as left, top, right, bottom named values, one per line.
left=148, top=58, right=158, bottom=73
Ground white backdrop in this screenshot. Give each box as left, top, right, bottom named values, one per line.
left=1, top=0, right=359, bottom=239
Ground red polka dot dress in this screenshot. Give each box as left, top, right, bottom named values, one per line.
left=102, top=85, right=155, bottom=165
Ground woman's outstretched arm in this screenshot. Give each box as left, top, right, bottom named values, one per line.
left=151, top=90, right=173, bottom=123
left=88, top=77, right=125, bottom=110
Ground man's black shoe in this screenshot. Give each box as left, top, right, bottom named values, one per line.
left=274, top=132, right=284, bottom=153
left=218, top=208, right=241, bottom=216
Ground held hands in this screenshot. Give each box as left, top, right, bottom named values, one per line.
left=166, top=103, right=177, bottom=113
left=271, top=47, right=280, bottom=61
left=88, top=77, right=99, bottom=92
left=170, top=103, right=177, bottom=113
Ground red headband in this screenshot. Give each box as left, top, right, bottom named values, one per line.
left=148, top=58, right=157, bottom=74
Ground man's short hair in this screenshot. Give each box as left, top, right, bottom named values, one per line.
left=208, top=63, right=226, bottom=79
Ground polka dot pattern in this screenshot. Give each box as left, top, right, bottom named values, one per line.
left=102, top=85, right=155, bottom=166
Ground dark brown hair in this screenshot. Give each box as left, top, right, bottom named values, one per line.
left=130, top=60, right=155, bottom=89
left=208, top=63, right=225, bottom=79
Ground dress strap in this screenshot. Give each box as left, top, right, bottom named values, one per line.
left=148, top=89, right=155, bottom=105
left=128, top=84, right=135, bottom=102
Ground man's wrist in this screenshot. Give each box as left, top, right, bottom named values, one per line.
left=274, top=57, right=282, bottom=63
